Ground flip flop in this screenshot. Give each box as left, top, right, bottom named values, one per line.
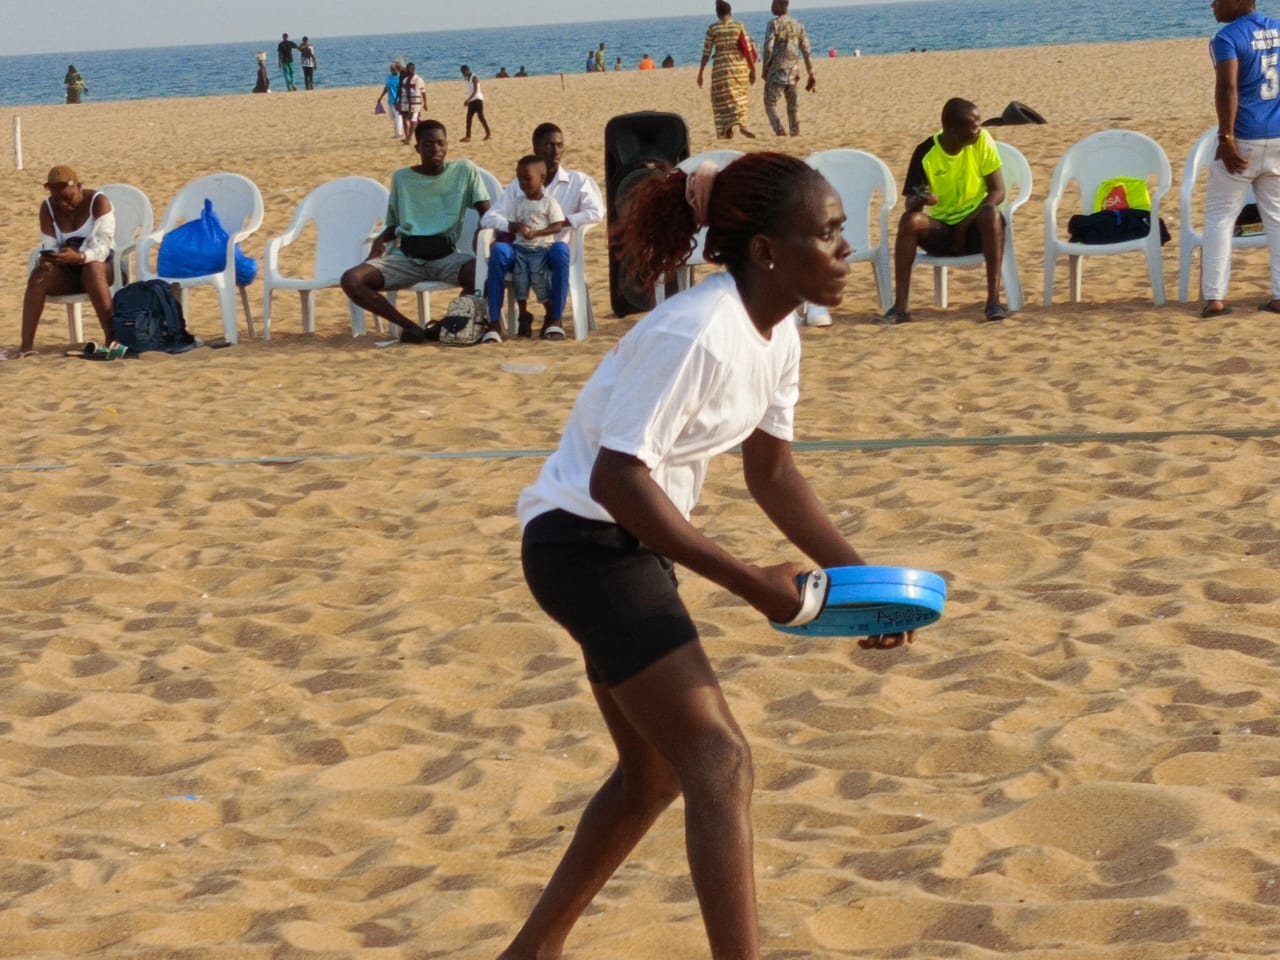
left=1201, top=304, right=1233, bottom=318
left=481, top=329, right=503, bottom=344
left=983, top=303, right=1012, bottom=322
left=879, top=306, right=912, bottom=326
left=1256, top=301, right=1280, bottom=314
left=541, top=325, right=567, bottom=341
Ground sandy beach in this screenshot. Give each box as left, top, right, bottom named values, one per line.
left=3, top=35, right=1280, bottom=958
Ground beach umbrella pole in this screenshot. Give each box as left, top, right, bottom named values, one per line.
left=13, top=115, right=22, bottom=171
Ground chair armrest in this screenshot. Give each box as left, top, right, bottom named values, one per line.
left=263, top=235, right=283, bottom=274
left=135, top=229, right=165, bottom=279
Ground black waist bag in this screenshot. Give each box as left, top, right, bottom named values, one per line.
left=1068, top=209, right=1170, bottom=246
left=399, top=234, right=454, bottom=260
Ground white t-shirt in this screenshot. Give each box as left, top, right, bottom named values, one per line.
left=465, top=74, right=483, bottom=102
left=517, top=272, right=801, bottom=528
left=514, top=193, right=566, bottom=249
left=480, top=164, right=604, bottom=244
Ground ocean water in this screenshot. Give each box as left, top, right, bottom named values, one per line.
left=0, top=0, right=1213, bottom=108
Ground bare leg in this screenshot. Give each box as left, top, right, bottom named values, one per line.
left=81, top=260, right=115, bottom=341
left=889, top=209, right=929, bottom=314
left=975, top=205, right=1006, bottom=307
left=339, top=262, right=418, bottom=332
left=22, top=260, right=91, bottom=352
left=498, top=643, right=759, bottom=960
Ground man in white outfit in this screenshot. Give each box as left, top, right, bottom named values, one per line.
left=1202, top=0, right=1280, bottom=317
left=481, top=122, right=605, bottom=338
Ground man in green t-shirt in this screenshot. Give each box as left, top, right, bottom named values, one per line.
left=341, top=120, right=497, bottom=343
left=883, top=97, right=1009, bottom=324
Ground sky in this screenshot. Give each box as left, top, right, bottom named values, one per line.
left=2, top=0, right=905, bottom=57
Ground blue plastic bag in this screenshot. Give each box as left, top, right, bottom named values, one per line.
left=234, top=246, right=257, bottom=286
left=157, top=198, right=258, bottom=285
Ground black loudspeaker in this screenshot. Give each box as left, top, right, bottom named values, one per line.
left=605, top=111, right=690, bottom=317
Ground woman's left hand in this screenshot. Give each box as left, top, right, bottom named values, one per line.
left=858, top=631, right=916, bottom=650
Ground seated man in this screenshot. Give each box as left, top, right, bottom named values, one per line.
left=340, top=120, right=496, bottom=343
left=480, top=122, right=605, bottom=339
left=883, top=97, right=1009, bottom=324
left=21, top=165, right=115, bottom=355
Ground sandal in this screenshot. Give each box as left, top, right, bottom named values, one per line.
left=1256, top=301, right=1280, bottom=315
left=541, top=324, right=566, bottom=341
left=1201, top=304, right=1233, bottom=318
left=879, top=306, right=912, bottom=326
left=481, top=329, right=503, bottom=344
left=983, top=303, right=1012, bottom=322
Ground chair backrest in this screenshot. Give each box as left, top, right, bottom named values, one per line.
left=159, top=172, right=265, bottom=238
left=1046, top=129, right=1172, bottom=216
left=458, top=166, right=505, bottom=254
left=98, top=183, right=154, bottom=253
left=674, top=150, right=745, bottom=267
left=677, top=149, right=747, bottom=174
left=805, top=148, right=896, bottom=253
left=993, top=141, right=1033, bottom=217
left=291, top=176, right=389, bottom=278
left=1180, top=127, right=1255, bottom=236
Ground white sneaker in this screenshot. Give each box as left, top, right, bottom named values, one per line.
left=801, top=303, right=832, bottom=326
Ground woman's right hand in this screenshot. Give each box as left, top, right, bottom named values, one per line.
left=742, top=561, right=808, bottom=624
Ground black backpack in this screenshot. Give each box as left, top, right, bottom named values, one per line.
left=109, top=280, right=196, bottom=354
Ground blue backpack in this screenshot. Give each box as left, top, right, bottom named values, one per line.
left=109, top=280, right=196, bottom=354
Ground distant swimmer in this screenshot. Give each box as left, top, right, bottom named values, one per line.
left=63, top=64, right=87, bottom=104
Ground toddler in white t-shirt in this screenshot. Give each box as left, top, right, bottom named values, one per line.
left=509, top=155, right=568, bottom=333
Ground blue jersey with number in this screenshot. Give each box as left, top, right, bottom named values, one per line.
left=1212, top=12, right=1280, bottom=140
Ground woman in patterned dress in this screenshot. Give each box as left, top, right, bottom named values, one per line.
left=697, top=0, right=757, bottom=139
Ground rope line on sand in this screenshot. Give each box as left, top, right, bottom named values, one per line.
left=4, top=425, right=1279, bottom=474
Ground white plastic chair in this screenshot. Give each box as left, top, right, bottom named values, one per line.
left=261, top=176, right=389, bottom=339
left=913, top=141, right=1032, bottom=311
left=1043, top=129, right=1172, bottom=306
left=137, top=173, right=264, bottom=343
left=387, top=166, right=505, bottom=327
left=477, top=222, right=599, bottom=339
left=652, top=149, right=745, bottom=304
left=805, top=148, right=897, bottom=311
left=1178, top=127, right=1268, bottom=303
left=26, top=183, right=154, bottom=343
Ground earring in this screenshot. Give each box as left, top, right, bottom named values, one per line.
left=768, top=262, right=775, bottom=271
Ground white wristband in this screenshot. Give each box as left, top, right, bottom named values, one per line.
left=784, top=569, right=829, bottom=626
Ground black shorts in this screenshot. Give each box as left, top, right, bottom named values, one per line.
left=922, top=218, right=983, bottom=257
left=522, top=509, right=699, bottom=687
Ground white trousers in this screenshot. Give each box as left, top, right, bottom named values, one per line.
left=1202, top=136, right=1280, bottom=300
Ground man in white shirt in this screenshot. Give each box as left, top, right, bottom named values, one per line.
left=480, top=122, right=605, bottom=338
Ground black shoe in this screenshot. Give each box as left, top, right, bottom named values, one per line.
left=399, top=324, right=428, bottom=344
